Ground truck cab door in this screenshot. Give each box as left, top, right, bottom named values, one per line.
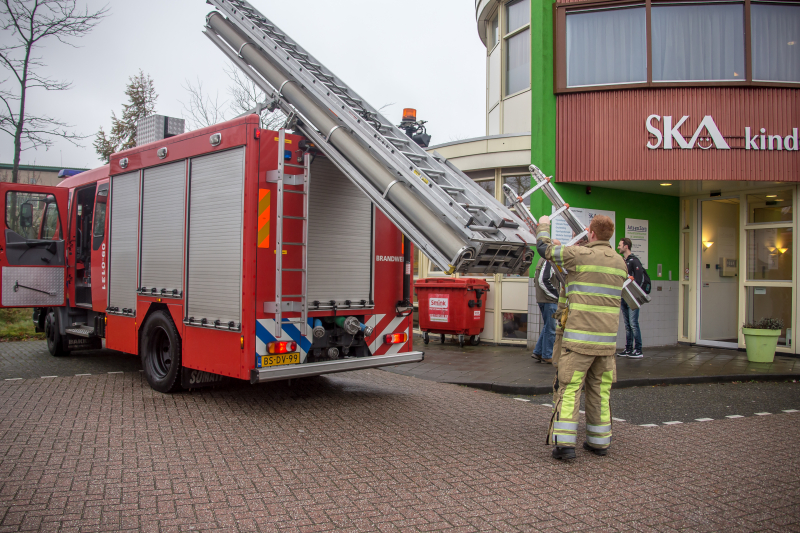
left=0, top=183, right=69, bottom=307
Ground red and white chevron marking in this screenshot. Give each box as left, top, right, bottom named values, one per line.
left=366, top=313, right=412, bottom=355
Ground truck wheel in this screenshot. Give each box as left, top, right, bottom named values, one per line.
left=45, top=310, right=70, bottom=357
left=423, top=332, right=429, bottom=345
left=470, top=335, right=481, bottom=346
left=141, top=311, right=182, bottom=393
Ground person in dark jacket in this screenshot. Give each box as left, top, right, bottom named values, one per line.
left=617, top=237, right=644, bottom=358
left=532, top=257, right=561, bottom=364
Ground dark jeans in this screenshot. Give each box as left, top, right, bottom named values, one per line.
left=534, top=302, right=558, bottom=360
left=621, top=299, right=642, bottom=351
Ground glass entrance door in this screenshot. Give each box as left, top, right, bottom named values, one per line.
left=698, top=198, right=740, bottom=347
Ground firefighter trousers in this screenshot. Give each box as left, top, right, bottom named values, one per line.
left=547, top=350, right=616, bottom=449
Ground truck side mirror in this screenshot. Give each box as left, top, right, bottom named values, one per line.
left=19, top=202, right=33, bottom=228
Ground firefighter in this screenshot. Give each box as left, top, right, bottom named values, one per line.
left=535, top=214, right=627, bottom=460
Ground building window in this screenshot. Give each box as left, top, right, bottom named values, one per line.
left=746, top=286, right=792, bottom=347
left=566, top=6, right=647, bottom=87
left=476, top=178, right=496, bottom=197
left=751, top=3, right=800, bottom=82
left=505, top=0, right=530, bottom=95
left=747, top=190, right=793, bottom=224
left=652, top=3, right=745, bottom=82
left=555, top=0, right=793, bottom=91
left=746, top=227, right=793, bottom=281
left=503, top=175, right=532, bottom=207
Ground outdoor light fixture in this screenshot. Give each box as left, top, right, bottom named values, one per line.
left=660, top=183, right=672, bottom=186
left=766, top=195, right=777, bottom=198
left=778, top=247, right=789, bottom=254
left=789, top=41, right=796, bottom=46
left=703, top=241, right=714, bottom=251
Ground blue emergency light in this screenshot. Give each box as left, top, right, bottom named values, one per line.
left=57, top=169, right=85, bottom=178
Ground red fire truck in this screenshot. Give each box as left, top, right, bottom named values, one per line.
left=1, top=0, right=538, bottom=393
left=0, top=116, right=422, bottom=392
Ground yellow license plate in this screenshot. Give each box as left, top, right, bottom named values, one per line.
left=261, top=353, right=300, bottom=367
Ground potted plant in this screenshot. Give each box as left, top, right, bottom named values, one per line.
left=742, top=318, right=784, bottom=363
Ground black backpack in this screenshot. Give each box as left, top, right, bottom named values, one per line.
left=629, top=255, right=652, bottom=294
left=640, top=267, right=652, bottom=294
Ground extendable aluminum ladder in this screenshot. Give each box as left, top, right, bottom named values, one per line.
left=203, top=0, right=536, bottom=276
left=264, top=129, right=309, bottom=337
left=503, top=164, right=649, bottom=309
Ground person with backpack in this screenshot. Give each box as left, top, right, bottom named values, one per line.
left=532, top=257, right=561, bottom=364
left=616, top=237, right=648, bottom=358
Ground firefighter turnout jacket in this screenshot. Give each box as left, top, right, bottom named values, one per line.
left=535, top=222, right=628, bottom=356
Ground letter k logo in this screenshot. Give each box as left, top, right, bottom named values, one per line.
left=664, top=116, right=690, bottom=149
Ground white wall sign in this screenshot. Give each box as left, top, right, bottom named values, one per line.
left=625, top=218, right=649, bottom=270
left=552, top=206, right=616, bottom=248
left=646, top=114, right=798, bottom=152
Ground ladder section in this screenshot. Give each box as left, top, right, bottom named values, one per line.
left=264, top=129, right=308, bottom=337
left=502, top=165, right=588, bottom=246
left=203, top=0, right=536, bottom=275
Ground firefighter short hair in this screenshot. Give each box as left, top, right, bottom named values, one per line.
left=621, top=237, right=633, bottom=251
left=590, top=215, right=615, bottom=241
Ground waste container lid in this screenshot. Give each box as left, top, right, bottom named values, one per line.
left=414, top=277, right=490, bottom=290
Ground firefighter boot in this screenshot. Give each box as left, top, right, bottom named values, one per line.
left=552, top=446, right=576, bottom=460
left=583, top=442, right=608, bottom=456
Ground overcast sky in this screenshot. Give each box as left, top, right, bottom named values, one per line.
left=0, top=0, right=487, bottom=170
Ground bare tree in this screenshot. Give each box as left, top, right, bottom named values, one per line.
left=224, top=65, right=284, bottom=129
left=0, top=0, right=108, bottom=183
left=180, top=77, right=226, bottom=131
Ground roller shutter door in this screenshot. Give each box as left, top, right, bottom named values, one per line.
left=140, top=161, right=186, bottom=296
left=108, top=171, right=139, bottom=313
left=307, top=158, right=373, bottom=306
left=186, top=148, right=245, bottom=326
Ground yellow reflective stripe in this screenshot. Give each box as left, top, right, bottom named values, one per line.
left=565, top=329, right=616, bottom=337
left=600, top=370, right=613, bottom=423
left=564, top=338, right=617, bottom=347
left=575, top=264, right=627, bottom=277
left=568, top=290, right=621, bottom=300
left=570, top=303, right=620, bottom=314
left=558, top=297, right=567, bottom=304
left=560, top=370, right=585, bottom=419
left=568, top=281, right=621, bottom=289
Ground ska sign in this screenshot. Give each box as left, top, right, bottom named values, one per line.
left=646, top=115, right=799, bottom=151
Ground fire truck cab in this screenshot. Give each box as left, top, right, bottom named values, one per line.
left=0, top=115, right=421, bottom=392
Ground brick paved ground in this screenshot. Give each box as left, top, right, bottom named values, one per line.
left=1, top=368, right=799, bottom=532
left=0, top=341, right=140, bottom=380
left=385, top=339, right=800, bottom=394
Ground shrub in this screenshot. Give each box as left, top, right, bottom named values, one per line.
left=742, top=318, right=784, bottom=330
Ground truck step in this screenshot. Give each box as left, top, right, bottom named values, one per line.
left=65, top=326, right=96, bottom=338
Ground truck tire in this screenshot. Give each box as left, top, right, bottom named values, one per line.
left=45, top=310, right=70, bottom=357
left=141, top=311, right=182, bottom=393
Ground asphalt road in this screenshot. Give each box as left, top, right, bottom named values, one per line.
left=505, top=380, right=800, bottom=425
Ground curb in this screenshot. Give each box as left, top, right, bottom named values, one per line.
left=442, top=373, right=800, bottom=396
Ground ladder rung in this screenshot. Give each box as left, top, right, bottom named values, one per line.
left=283, top=216, right=307, bottom=220
left=401, top=151, right=425, bottom=160
left=284, top=190, right=306, bottom=195
left=283, top=163, right=306, bottom=168
left=460, top=204, right=489, bottom=211
left=441, top=185, right=464, bottom=192
left=282, top=242, right=306, bottom=246
left=282, top=295, right=305, bottom=298
left=421, top=168, right=445, bottom=176
left=384, top=136, right=409, bottom=145
left=282, top=268, right=306, bottom=272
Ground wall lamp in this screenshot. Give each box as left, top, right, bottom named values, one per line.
left=702, top=241, right=714, bottom=251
